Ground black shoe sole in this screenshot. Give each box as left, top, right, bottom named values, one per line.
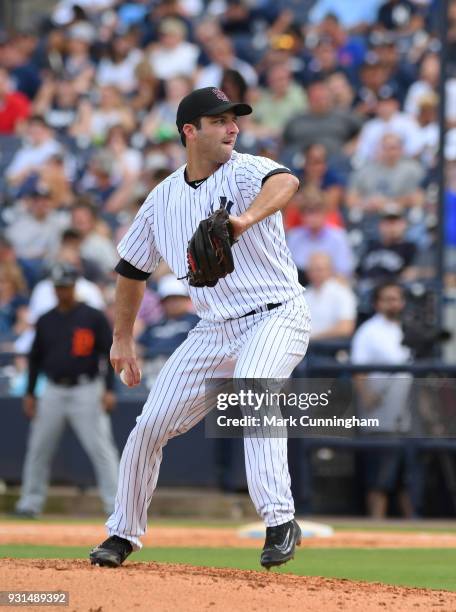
left=261, top=536, right=302, bottom=570
left=89, top=552, right=123, bottom=568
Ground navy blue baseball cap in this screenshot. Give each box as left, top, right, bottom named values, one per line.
left=176, top=87, right=252, bottom=133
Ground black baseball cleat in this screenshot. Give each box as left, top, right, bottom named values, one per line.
left=89, top=535, right=133, bottom=567
left=260, top=519, right=302, bottom=569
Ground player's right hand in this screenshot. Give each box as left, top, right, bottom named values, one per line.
left=110, top=336, right=142, bottom=387
left=23, top=394, right=37, bottom=419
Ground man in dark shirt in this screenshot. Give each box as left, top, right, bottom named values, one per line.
left=356, top=203, right=416, bottom=319
left=358, top=204, right=416, bottom=281
left=15, top=263, right=119, bottom=518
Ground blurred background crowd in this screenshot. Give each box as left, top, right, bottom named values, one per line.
left=1, top=0, right=456, bottom=518
left=1, top=0, right=456, bottom=379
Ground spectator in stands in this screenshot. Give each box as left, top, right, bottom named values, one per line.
left=252, top=62, right=307, bottom=139
left=355, top=87, right=424, bottom=162
left=317, top=13, right=366, bottom=70
left=71, top=199, right=118, bottom=275
left=286, top=188, right=355, bottom=280
left=354, top=56, right=392, bottom=118
left=414, top=92, right=439, bottom=168
left=38, top=154, right=74, bottom=210
left=6, top=116, right=62, bottom=188
left=55, top=228, right=104, bottom=283
left=129, top=59, right=159, bottom=117
left=147, top=18, right=199, bottom=81
left=142, top=75, right=193, bottom=144
left=0, top=262, right=29, bottom=342
left=0, top=235, right=36, bottom=291
left=0, top=34, right=41, bottom=100
left=138, top=274, right=199, bottom=359
left=301, top=143, right=345, bottom=216
left=70, top=85, right=135, bottom=144
left=304, top=252, right=356, bottom=340
left=404, top=53, right=440, bottom=118
left=0, top=66, right=30, bottom=134
left=96, top=30, right=143, bottom=94
left=282, top=79, right=362, bottom=157
left=302, top=35, right=351, bottom=85
left=105, top=125, right=142, bottom=181
left=377, top=0, right=424, bottom=36
left=62, top=23, right=95, bottom=92
left=347, top=133, right=425, bottom=215
left=196, top=35, right=258, bottom=89
left=326, top=71, right=356, bottom=112
left=32, top=77, right=80, bottom=134
left=284, top=143, right=345, bottom=228
left=357, top=203, right=417, bottom=289
left=351, top=281, right=419, bottom=519
left=5, top=185, right=67, bottom=267
left=367, top=31, right=415, bottom=104
left=309, top=0, right=383, bottom=31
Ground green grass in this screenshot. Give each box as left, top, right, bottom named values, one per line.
left=1, top=545, right=455, bottom=591
left=3, top=514, right=456, bottom=533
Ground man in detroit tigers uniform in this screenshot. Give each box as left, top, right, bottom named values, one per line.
left=90, top=87, right=311, bottom=569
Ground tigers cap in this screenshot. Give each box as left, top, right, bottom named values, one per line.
left=176, top=87, right=252, bottom=133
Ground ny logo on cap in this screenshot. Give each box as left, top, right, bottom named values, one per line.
left=212, top=88, right=229, bottom=102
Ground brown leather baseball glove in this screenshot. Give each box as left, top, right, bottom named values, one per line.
left=185, top=208, right=235, bottom=287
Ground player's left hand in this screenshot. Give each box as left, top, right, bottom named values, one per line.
left=228, top=214, right=249, bottom=241
left=102, top=390, right=117, bottom=413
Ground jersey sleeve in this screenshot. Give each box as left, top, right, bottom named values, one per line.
left=117, top=193, right=162, bottom=274
left=235, top=154, right=292, bottom=202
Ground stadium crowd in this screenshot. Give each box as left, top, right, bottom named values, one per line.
left=1, top=0, right=456, bottom=518
left=0, top=0, right=454, bottom=376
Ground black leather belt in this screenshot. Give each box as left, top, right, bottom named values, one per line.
left=51, top=375, right=95, bottom=387
left=241, top=302, right=282, bottom=318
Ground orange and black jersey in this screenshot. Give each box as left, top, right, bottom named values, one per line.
left=27, top=302, right=114, bottom=394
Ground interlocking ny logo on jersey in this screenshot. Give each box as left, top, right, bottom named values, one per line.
left=72, top=328, right=95, bottom=357
left=210, top=196, right=234, bottom=214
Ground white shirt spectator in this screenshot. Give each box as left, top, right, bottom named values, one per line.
left=351, top=313, right=412, bottom=432
left=97, top=49, right=143, bottom=94
left=28, top=277, right=105, bottom=324
left=404, top=79, right=456, bottom=121
left=5, top=208, right=68, bottom=260
left=305, top=278, right=356, bottom=337
left=148, top=42, right=199, bottom=81
left=6, top=139, right=61, bottom=183
left=356, top=113, right=424, bottom=162
left=112, top=148, right=143, bottom=178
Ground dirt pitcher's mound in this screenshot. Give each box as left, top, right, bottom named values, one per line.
left=4, top=522, right=456, bottom=548
left=1, top=559, right=455, bottom=612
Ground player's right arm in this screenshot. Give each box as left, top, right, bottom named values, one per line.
left=110, top=274, right=146, bottom=387
left=113, top=193, right=163, bottom=386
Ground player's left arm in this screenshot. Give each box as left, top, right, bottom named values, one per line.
left=230, top=171, right=299, bottom=240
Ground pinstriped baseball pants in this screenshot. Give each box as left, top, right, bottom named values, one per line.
left=106, top=292, right=311, bottom=549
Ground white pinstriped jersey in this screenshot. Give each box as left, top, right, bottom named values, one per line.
left=118, top=151, right=303, bottom=321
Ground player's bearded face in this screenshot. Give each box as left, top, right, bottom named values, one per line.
left=197, top=114, right=239, bottom=163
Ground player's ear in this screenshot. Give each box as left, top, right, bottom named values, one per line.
left=182, top=123, right=197, bottom=144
